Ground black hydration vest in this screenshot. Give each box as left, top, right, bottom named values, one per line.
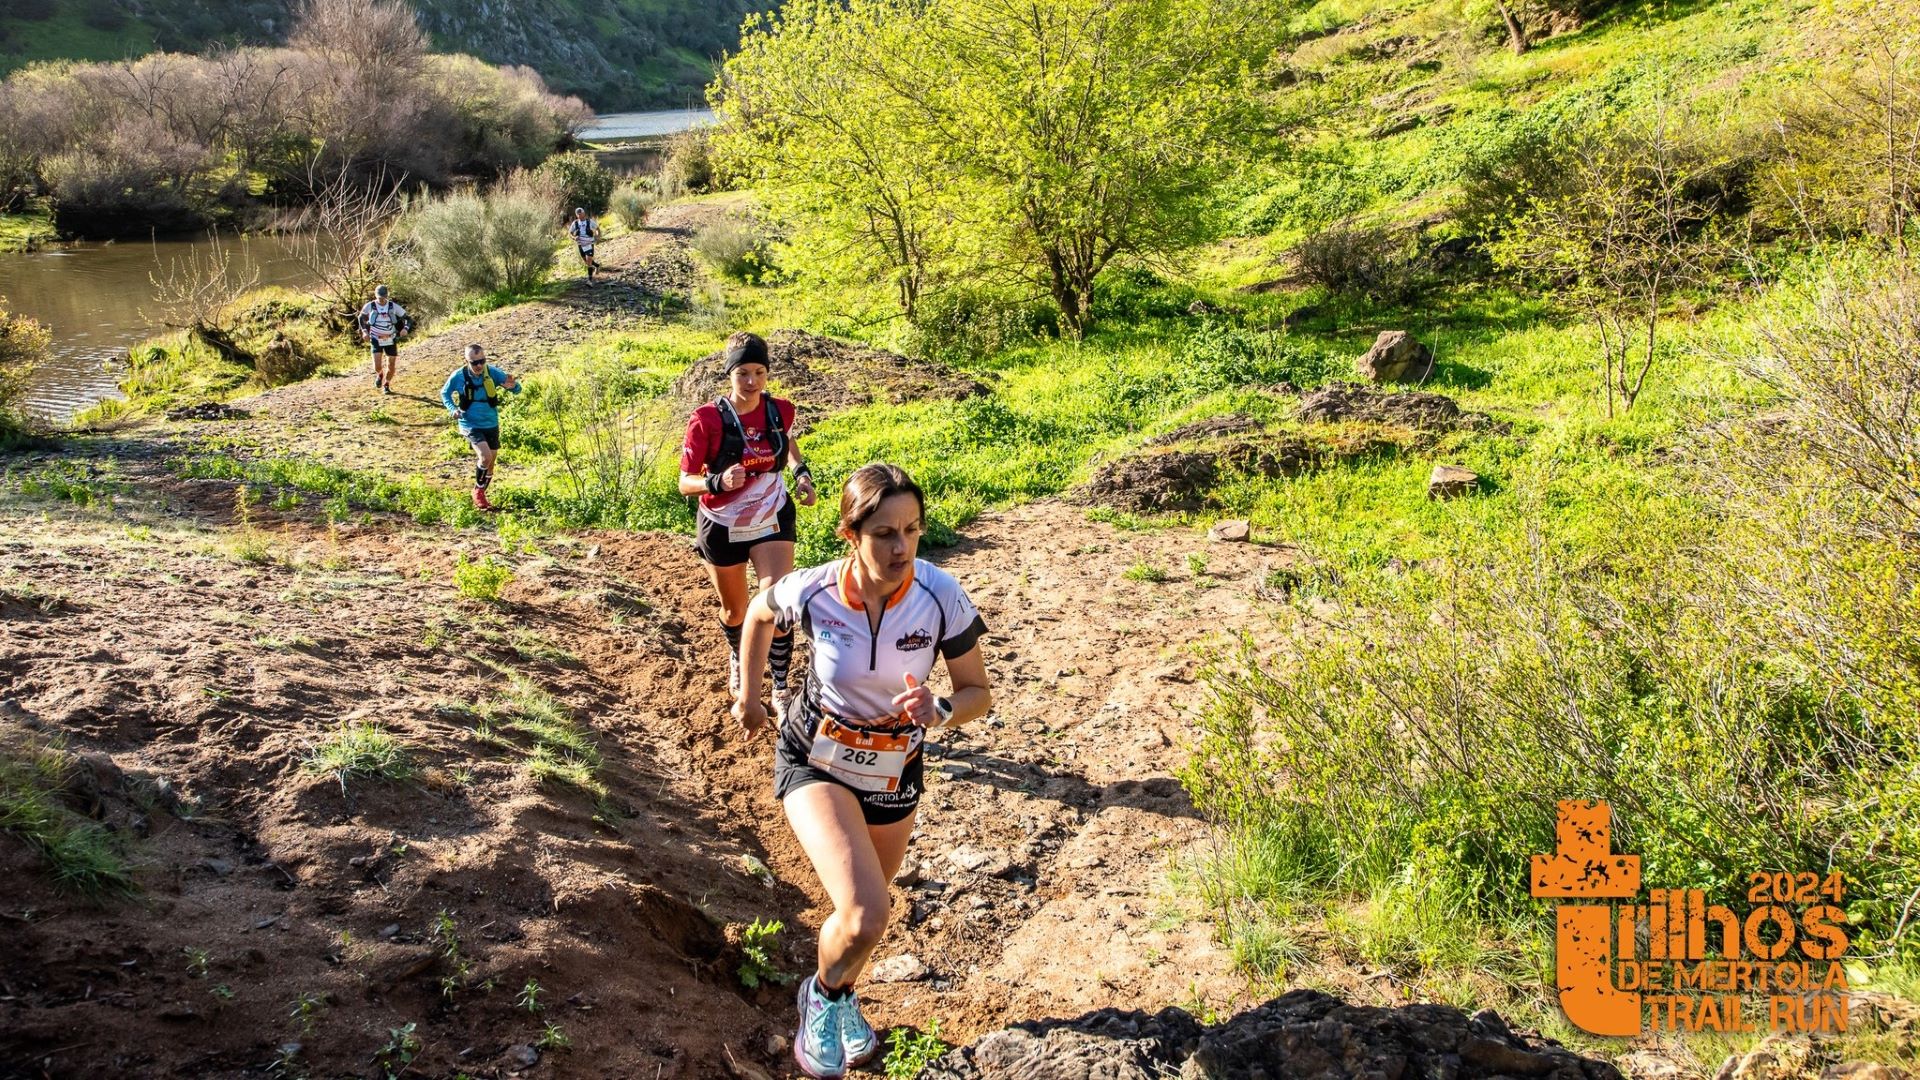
left=712, top=396, right=787, bottom=473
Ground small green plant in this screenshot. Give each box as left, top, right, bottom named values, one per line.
left=453, top=553, right=513, bottom=602
left=289, top=991, right=325, bottom=1034
left=737, top=918, right=795, bottom=988
left=183, top=947, right=210, bottom=978
left=210, top=983, right=236, bottom=1000
left=536, top=1020, right=571, bottom=1051
left=517, top=978, right=544, bottom=1013
left=272, top=490, right=302, bottom=511
left=376, top=1022, right=420, bottom=1078
left=303, top=722, right=414, bottom=794
left=432, top=909, right=475, bottom=999
left=1186, top=552, right=1209, bottom=577
left=883, top=1020, right=948, bottom=1079
left=1122, top=561, right=1168, bottom=583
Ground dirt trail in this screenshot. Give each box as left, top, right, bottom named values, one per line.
left=0, top=200, right=1308, bottom=1076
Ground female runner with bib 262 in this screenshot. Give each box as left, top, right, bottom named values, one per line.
left=733, top=463, right=991, bottom=1079
left=678, top=332, right=817, bottom=713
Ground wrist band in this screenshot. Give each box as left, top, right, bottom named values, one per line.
left=705, top=473, right=725, bottom=495
left=794, top=463, right=812, bottom=481
left=932, top=696, right=954, bottom=728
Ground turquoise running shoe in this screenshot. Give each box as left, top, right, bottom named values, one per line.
left=794, top=975, right=847, bottom=1078
left=840, top=987, right=880, bottom=1066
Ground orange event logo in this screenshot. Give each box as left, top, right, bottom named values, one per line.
left=1531, top=800, right=1851, bottom=1037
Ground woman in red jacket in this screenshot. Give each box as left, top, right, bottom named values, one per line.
left=678, top=331, right=818, bottom=712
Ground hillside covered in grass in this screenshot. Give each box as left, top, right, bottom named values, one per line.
left=0, top=0, right=772, bottom=109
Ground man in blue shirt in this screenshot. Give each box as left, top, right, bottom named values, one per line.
left=441, top=343, right=521, bottom=512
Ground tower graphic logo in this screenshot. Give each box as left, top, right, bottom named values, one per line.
left=1530, top=800, right=1852, bottom=1037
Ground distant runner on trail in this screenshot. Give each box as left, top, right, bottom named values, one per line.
left=356, top=284, right=412, bottom=394
left=568, top=207, right=601, bottom=282
left=440, top=343, right=520, bottom=513
left=733, top=463, right=992, bottom=1079
left=678, top=331, right=816, bottom=718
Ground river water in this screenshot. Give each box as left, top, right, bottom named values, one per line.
left=2, top=233, right=317, bottom=422
left=579, top=108, right=714, bottom=141
left=6, top=110, right=710, bottom=423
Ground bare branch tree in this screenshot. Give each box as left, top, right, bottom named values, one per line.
left=146, top=233, right=260, bottom=364
left=286, top=162, right=407, bottom=330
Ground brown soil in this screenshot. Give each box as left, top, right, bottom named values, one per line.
left=671, top=330, right=988, bottom=420
left=0, top=444, right=1296, bottom=1077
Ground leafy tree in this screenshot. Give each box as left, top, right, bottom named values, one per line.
left=714, top=0, right=1276, bottom=334
left=1492, top=111, right=1727, bottom=416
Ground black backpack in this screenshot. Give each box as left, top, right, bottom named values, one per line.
left=711, top=396, right=787, bottom=472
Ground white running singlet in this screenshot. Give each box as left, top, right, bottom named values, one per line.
left=769, top=559, right=988, bottom=723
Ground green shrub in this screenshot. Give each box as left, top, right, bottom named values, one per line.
left=609, top=181, right=656, bottom=231
left=453, top=554, right=514, bottom=602
left=0, top=303, right=50, bottom=440
left=906, top=286, right=1051, bottom=363
left=1293, top=223, right=1424, bottom=303
left=659, top=128, right=717, bottom=197
left=690, top=216, right=774, bottom=282
left=408, top=178, right=559, bottom=303
left=537, top=151, right=615, bottom=216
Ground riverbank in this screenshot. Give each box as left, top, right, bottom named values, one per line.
left=0, top=206, right=55, bottom=254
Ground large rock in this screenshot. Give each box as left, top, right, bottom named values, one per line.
left=1356, top=330, right=1434, bottom=384
left=924, top=990, right=1625, bottom=1080
left=1296, top=381, right=1495, bottom=435
left=1428, top=464, right=1480, bottom=500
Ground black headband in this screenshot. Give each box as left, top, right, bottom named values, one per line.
left=722, top=335, right=769, bottom=374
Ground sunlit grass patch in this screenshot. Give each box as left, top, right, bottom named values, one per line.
left=304, top=722, right=414, bottom=793
left=0, top=734, right=134, bottom=897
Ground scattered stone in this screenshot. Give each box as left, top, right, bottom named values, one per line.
left=1619, top=1051, right=1689, bottom=1080
left=506, top=1044, right=540, bottom=1068
left=1714, top=1035, right=1811, bottom=1080
left=254, top=916, right=279, bottom=930
left=939, top=762, right=975, bottom=779
left=1066, top=854, right=1105, bottom=870
left=1207, top=520, right=1250, bottom=543
left=868, top=953, right=931, bottom=983
left=923, top=991, right=1624, bottom=1080
left=947, top=846, right=1007, bottom=875
left=165, top=402, right=250, bottom=422
left=1427, top=464, right=1480, bottom=500
left=158, top=1001, right=199, bottom=1022
left=378, top=924, right=400, bottom=939
left=1356, top=330, right=1434, bottom=384
left=894, top=861, right=924, bottom=887
left=765, top=1033, right=788, bottom=1057
left=201, top=858, right=234, bottom=877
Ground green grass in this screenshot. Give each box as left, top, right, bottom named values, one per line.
left=304, top=722, right=414, bottom=793
left=0, top=736, right=134, bottom=897
left=883, top=1020, right=949, bottom=1080
left=469, top=673, right=606, bottom=800
left=0, top=204, right=56, bottom=253
left=453, top=554, right=513, bottom=602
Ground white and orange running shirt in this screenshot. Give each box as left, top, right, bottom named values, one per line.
left=770, top=558, right=988, bottom=723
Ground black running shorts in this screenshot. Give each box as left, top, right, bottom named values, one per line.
left=694, top=497, right=796, bottom=568
left=369, top=342, right=398, bottom=357
left=773, top=704, right=924, bottom=826
left=464, top=426, right=501, bottom=451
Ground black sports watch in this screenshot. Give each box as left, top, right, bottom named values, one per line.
left=932, top=696, right=954, bottom=727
